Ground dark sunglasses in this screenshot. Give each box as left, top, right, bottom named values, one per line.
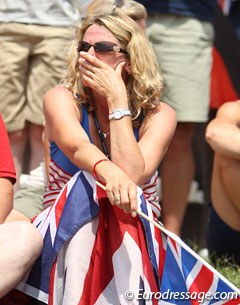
left=77, top=41, right=129, bottom=56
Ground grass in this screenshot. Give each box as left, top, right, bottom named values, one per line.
left=187, top=241, right=240, bottom=289
left=213, top=257, right=240, bottom=289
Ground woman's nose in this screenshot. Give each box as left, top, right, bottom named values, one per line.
left=88, top=46, right=96, bottom=57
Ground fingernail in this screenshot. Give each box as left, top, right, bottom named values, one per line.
left=131, top=211, right=137, bottom=218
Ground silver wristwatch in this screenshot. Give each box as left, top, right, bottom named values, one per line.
left=109, top=109, right=131, bottom=120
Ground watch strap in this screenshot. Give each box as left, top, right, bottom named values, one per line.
left=109, top=109, right=131, bottom=120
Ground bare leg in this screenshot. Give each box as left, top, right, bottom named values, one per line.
left=212, top=155, right=240, bottom=231
left=54, top=218, right=98, bottom=305
left=8, top=129, right=28, bottom=191
left=161, top=122, right=195, bottom=236
left=5, top=210, right=31, bottom=222
left=28, top=123, right=44, bottom=172
left=0, top=221, right=43, bottom=298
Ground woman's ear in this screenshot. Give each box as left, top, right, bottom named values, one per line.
left=124, top=60, right=131, bottom=74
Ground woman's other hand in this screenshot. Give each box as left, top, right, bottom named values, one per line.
left=94, top=160, right=138, bottom=217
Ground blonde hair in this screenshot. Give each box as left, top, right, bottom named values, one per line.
left=87, top=0, right=147, bottom=22
left=63, top=13, right=163, bottom=123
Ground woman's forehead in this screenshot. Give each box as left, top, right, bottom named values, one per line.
left=83, top=24, right=118, bottom=43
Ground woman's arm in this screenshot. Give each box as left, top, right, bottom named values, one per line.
left=0, top=178, right=14, bottom=223
left=206, top=101, right=240, bottom=159
left=44, top=86, right=107, bottom=172
left=44, top=86, right=138, bottom=214
left=110, top=102, right=176, bottom=185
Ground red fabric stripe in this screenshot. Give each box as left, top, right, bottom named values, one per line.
left=154, top=230, right=166, bottom=284
left=189, top=264, right=213, bottom=294
left=80, top=199, right=159, bottom=304
left=50, top=160, right=73, bottom=178
left=55, top=186, right=67, bottom=227
left=48, top=260, right=57, bottom=305
left=170, top=239, right=179, bottom=255
left=218, top=0, right=224, bottom=10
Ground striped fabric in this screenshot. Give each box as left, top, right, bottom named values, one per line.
left=44, top=160, right=160, bottom=217
left=43, top=160, right=72, bottom=208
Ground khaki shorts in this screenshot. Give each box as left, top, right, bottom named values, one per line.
left=13, top=185, right=45, bottom=220
left=0, top=23, right=75, bottom=131
left=147, top=15, right=214, bottom=122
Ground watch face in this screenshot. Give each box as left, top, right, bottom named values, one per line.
left=114, top=110, right=122, bottom=119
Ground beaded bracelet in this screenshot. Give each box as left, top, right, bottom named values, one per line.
left=92, top=158, right=109, bottom=180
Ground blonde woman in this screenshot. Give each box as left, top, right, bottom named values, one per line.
left=21, top=13, right=176, bottom=304
left=42, top=13, right=176, bottom=216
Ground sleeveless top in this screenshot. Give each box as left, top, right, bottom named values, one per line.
left=43, top=104, right=161, bottom=217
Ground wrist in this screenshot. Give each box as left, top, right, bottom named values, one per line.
left=107, top=93, right=128, bottom=111
left=92, top=158, right=109, bottom=180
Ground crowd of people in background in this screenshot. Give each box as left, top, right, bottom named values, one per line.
left=0, top=0, right=239, bottom=303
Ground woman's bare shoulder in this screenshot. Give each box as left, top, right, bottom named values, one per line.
left=44, top=85, right=74, bottom=101
left=44, top=85, right=78, bottom=110
left=150, top=101, right=176, bottom=120
left=140, top=100, right=176, bottom=135
left=43, top=85, right=81, bottom=121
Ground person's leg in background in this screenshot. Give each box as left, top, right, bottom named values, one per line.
left=25, top=24, right=74, bottom=175
left=147, top=15, right=214, bottom=236
left=28, top=123, right=44, bottom=172
left=206, top=155, right=240, bottom=264
left=10, top=124, right=45, bottom=192
left=161, top=122, right=195, bottom=235
left=8, top=129, right=28, bottom=191
left=211, top=155, right=240, bottom=232
left=4, top=25, right=74, bottom=224
left=0, top=23, right=73, bottom=193
left=0, top=23, right=31, bottom=191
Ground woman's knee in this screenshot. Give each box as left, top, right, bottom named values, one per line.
left=216, top=154, right=240, bottom=171
left=18, top=222, right=43, bottom=255
left=8, top=222, right=43, bottom=264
